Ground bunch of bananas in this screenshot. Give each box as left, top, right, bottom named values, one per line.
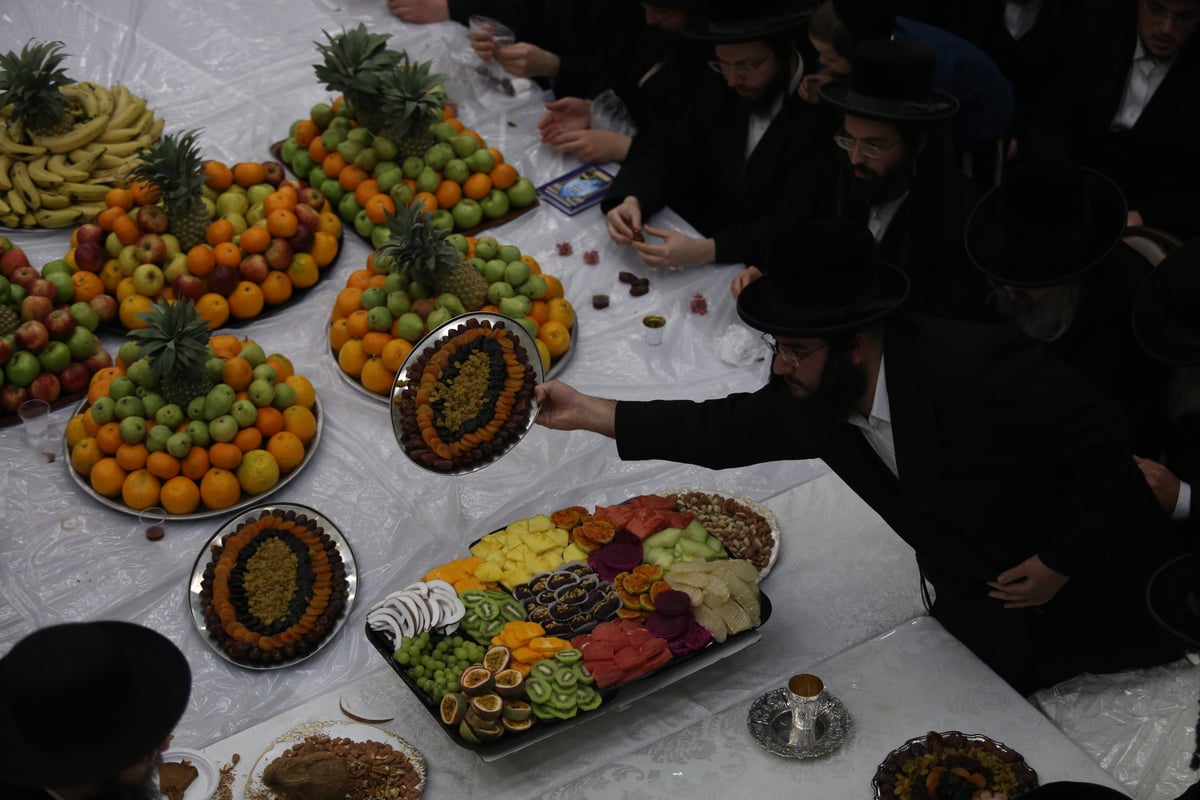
left=0, top=82, right=163, bottom=229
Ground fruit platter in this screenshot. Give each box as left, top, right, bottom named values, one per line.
left=330, top=208, right=576, bottom=401
left=365, top=492, right=777, bottom=753
left=0, top=238, right=116, bottom=424
left=872, top=731, right=1039, bottom=800
left=274, top=25, right=537, bottom=248
left=188, top=504, right=358, bottom=669
left=62, top=132, right=343, bottom=332
left=0, top=40, right=165, bottom=230
left=64, top=302, right=323, bottom=518
left=389, top=313, right=540, bottom=475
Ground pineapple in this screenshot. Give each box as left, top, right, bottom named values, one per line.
left=379, top=54, right=448, bottom=158
left=313, top=24, right=401, bottom=132
left=127, top=130, right=209, bottom=250
left=0, top=40, right=74, bottom=137
left=375, top=204, right=489, bottom=311
left=128, top=299, right=214, bottom=407
left=0, top=304, right=19, bottom=337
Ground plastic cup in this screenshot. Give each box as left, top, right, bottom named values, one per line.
left=139, top=506, right=167, bottom=541
left=18, top=399, right=51, bottom=456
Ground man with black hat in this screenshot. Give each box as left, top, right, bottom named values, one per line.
left=966, top=159, right=1168, bottom=458
left=0, top=621, right=192, bottom=800
left=602, top=0, right=838, bottom=271
left=537, top=219, right=1181, bottom=694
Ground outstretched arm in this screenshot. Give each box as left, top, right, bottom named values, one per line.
left=534, top=381, right=617, bottom=437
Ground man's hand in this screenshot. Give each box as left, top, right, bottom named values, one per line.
left=606, top=197, right=643, bottom=244
left=468, top=28, right=499, bottom=64
left=495, top=43, right=561, bottom=79
left=386, top=0, right=450, bottom=23
left=987, top=555, right=1069, bottom=608
left=798, top=72, right=833, bottom=104
left=534, top=380, right=617, bottom=436
left=1127, top=209, right=1145, bottom=228
left=634, top=226, right=715, bottom=268
left=731, top=266, right=763, bottom=298
left=548, top=129, right=631, bottom=163
left=1134, top=455, right=1182, bottom=514
left=539, top=97, right=592, bottom=142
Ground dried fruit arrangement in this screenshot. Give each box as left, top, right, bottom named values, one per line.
left=0, top=40, right=164, bottom=229
left=873, top=731, right=1039, bottom=800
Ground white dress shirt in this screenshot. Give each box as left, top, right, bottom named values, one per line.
left=1111, top=38, right=1175, bottom=131
left=1175, top=480, right=1192, bottom=521
left=1004, top=0, right=1044, bottom=40
left=867, top=192, right=909, bottom=242
left=746, top=54, right=805, bottom=159
left=848, top=355, right=899, bottom=477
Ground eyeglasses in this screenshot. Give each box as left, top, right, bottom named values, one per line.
left=1143, top=0, right=1200, bottom=25
left=833, top=131, right=902, bottom=160
left=708, top=56, right=769, bottom=77
left=761, top=334, right=827, bottom=368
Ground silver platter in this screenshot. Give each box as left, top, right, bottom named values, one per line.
left=871, top=731, right=1039, bottom=799
left=747, top=688, right=851, bottom=759
left=63, top=396, right=324, bottom=520
left=187, top=503, right=358, bottom=671
left=389, top=312, right=543, bottom=476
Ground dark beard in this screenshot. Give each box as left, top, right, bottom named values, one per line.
left=844, top=147, right=917, bottom=208
left=737, top=63, right=789, bottom=114
left=989, top=282, right=1081, bottom=342
left=88, top=756, right=162, bottom=800
left=771, top=350, right=870, bottom=441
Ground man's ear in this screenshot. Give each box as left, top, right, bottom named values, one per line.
left=848, top=332, right=869, bottom=365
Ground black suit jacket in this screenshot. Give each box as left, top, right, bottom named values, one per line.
left=614, top=313, right=1180, bottom=690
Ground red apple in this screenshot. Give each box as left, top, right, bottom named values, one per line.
left=137, top=204, right=168, bottom=234
left=14, top=320, right=49, bottom=353
left=279, top=178, right=304, bottom=194
left=83, top=348, right=113, bottom=375
left=0, top=247, right=30, bottom=278
left=262, top=161, right=285, bottom=186
left=27, top=372, right=61, bottom=404
left=0, top=384, right=28, bottom=414
left=263, top=238, right=293, bottom=271
left=293, top=203, right=321, bottom=232
left=298, top=187, right=325, bottom=211
left=239, top=254, right=269, bottom=284
left=0, top=337, right=12, bottom=366
left=135, top=233, right=167, bottom=265
left=27, top=278, right=57, bottom=300
left=20, top=295, right=54, bottom=322
left=89, top=294, right=118, bottom=324
left=75, top=223, right=105, bottom=248
left=206, top=264, right=239, bottom=297
left=74, top=241, right=107, bottom=273
left=44, top=308, right=77, bottom=341
left=289, top=225, right=314, bottom=253
left=173, top=274, right=205, bottom=302
left=58, top=361, right=91, bottom=394
left=10, top=265, right=39, bottom=290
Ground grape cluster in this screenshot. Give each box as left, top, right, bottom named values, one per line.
left=394, top=632, right=487, bottom=701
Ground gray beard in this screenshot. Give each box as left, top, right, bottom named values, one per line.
left=990, top=282, right=1082, bottom=343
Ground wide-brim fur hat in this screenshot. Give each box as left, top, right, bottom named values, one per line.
left=1132, top=236, right=1200, bottom=365
left=820, top=40, right=958, bottom=122
left=683, top=0, right=816, bottom=43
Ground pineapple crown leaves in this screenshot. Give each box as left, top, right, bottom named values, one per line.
left=378, top=54, right=448, bottom=139
left=127, top=129, right=206, bottom=212
left=129, top=299, right=213, bottom=379
left=0, top=40, right=71, bottom=131
left=313, top=24, right=403, bottom=115
left=374, top=206, right=459, bottom=283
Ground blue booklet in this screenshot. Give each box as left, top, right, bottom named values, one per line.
left=537, top=165, right=615, bottom=216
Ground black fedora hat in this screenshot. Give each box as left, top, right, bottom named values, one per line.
left=831, top=0, right=895, bottom=40
left=0, top=621, right=191, bottom=788
left=646, top=0, right=711, bottom=11
left=683, top=0, right=815, bottom=43
left=1133, top=236, right=1200, bottom=365
left=1147, top=553, right=1200, bottom=649
left=819, top=40, right=958, bottom=122
left=737, top=219, right=909, bottom=337
left=965, top=159, right=1128, bottom=288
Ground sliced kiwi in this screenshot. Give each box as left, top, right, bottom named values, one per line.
left=526, top=676, right=553, bottom=704
left=553, top=648, right=582, bottom=664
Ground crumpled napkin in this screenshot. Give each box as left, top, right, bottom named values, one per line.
left=713, top=324, right=766, bottom=366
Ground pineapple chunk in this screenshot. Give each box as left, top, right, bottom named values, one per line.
left=527, top=514, right=553, bottom=533
left=505, top=519, right=531, bottom=538
left=548, top=527, right=570, bottom=547
left=561, top=543, right=589, bottom=563
left=474, top=562, right=504, bottom=583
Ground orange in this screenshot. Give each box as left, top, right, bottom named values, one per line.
left=112, top=214, right=140, bottom=245
left=266, top=355, right=294, bottom=382
left=196, top=293, right=230, bottom=329
left=115, top=442, right=149, bottom=471
left=529, top=300, right=549, bottom=325
left=360, top=356, right=393, bottom=395
left=130, top=180, right=160, bottom=205
left=410, top=192, right=437, bottom=214
left=346, top=270, right=373, bottom=291
left=338, top=165, right=369, bottom=192
left=345, top=309, right=371, bottom=339
left=261, top=271, right=293, bottom=306
left=236, top=449, right=280, bottom=494
left=71, top=271, right=104, bottom=303
left=233, top=426, right=263, bottom=452
left=89, top=458, right=127, bottom=497
left=213, top=241, right=242, bottom=268
left=283, top=375, right=316, bottom=409
left=239, top=226, right=271, bottom=254
left=100, top=260, right=123, bottom=293
left=121, top=468, right=161, bottom=511
left=329, top=318, right=352, bottom=352
left=199, top=467, right=241, bottom=510
left=465, top=129, right=486, bottom=149
left=65, top=415, right=89, bottom=449
left=96, top=205, right=126, bottom=232
left=546, top=297, right=575, bottom=329
left=282, top=405, right=318, bottom=444
left=160, top=475, right=201, bottom=515
left=206, top=218, right=235, bottom=246
left=322, top=152, right=347, bottom=179
left=542, top=273, right=563, bottom=299
left=181, top=446, right=210, bottom=481
left=538, top=320, right=571, bottom=358
left=232, top=161, right=267, bottom=188
left=286, top=253, right=318, bottom=289
left=317, top=211, right=342, bottom=239
left=209, top=442, right=244, bottom=470
left=146, top=451, right=181, bottom=480
left=82, top=405, right=103, bottom=433
left=119, top=294, right=154, bottom=330
left=361, top=330, right=392, bottom=357
left=263, top=191, right=295, bottom=216
left=462, top=173, right=491, bottom=200
left=229, top=281, right=265, bottom=320
left=115, top=276, right=138, bottom=303
left=221, top=356, right=254, bottom=391
left=266, top=431, right=306, bottom=472
left=186, top=244, right=216, bottom=276
left=267, top=208, right=298, bottom=238
left=365, top=194, right=397, bottom=224
left=105, top=187, right=135, bottom=210
left=337, top=338, right=367, bottom=378
left=354, top=179, right=381, bottom=208
left=311, top=231, right=339, bottom=267
left=308, top=136, right=329, bottom=164
left=487, top=147, right=504, bottom=165
left=381, top=337, right=413, bottom=373
left=489, top=163, right=518, bottom=190
left=202, top=160, right=234, bottom=191
left=368, top=272, right=388, bottom=289
left=70, top=437, right=103, bottom=477
left=209, top=334, right=243, bottom=359
left=534, top=339, right=551, bottom=373
left=294, top=119, right=319, bottom=148
left=435, top=180, right=461, bottom=209
left=254, top=406, right=285, bottom=438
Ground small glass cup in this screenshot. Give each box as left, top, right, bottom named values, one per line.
left=469, top=15, right=516, bottom=48
left=787, top=673, right=825, bottom=745
left=139, top=506, right=167, bottom=541
left=18, top=398, right=51, bottom=457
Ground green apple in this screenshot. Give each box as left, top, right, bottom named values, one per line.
left=353, top=149, right=378, bottom=172
left=443, top=158, right=470, bottom=185
left=45, top=271, right=73, bottom=303
left=338, top=193, right=362, bottom=223
left=231, top=398, right=258, bottom=427
left=252, top=365, right=276, bottom=384
left=480, top=189, right=510, bottom=220
left=401, top=156, right=425, bottom=179
left=371, top=225, right=391, bottom=249
left=66, top=326, right=97, bottom=359
left=466, top=148, right=496, bottom=175
left=361, top=287, right=385, bottom=309
left=107, top=376, right=135, bottom=400
left=430, top=122, right=458, bottom=143
left=497, top=244, right=521, bottom=263
left=506, top=177, right=537, bottom=208
left=474, top=236, right=499, bottom=261
left=367, top=305, right=393, bottom=332
left=146, top=424, right=173, bottom=453
left=271, top=383, right=297, bottom=410
left=483, top=259, right=508, bottom=283
left=320, top=179, right=345, bottom=207
left=185, top=420, right=210, bottom=447
left=416, top=166, right=441, bottom=194
left=430, top=210, right=455, bottom=232
left=386, top=290, right=411, bottom=317
left=208, top=414, right=239, bottom=443
left=321, top=127, right=347, bottom=152
left=118, top=416, right=146, bottom=444
left=503, top=261, right=530, bottom=287
left=115, top=394, right=145, bottom=420
left=166, top=430, right=193, bottom=458
left=376, top=166, right=404, bottom=193
left=248, top=379, right=275, bottom=408
left=280, top=138, right=299, bottom=165
left=518, top=274, right=548, bottom=300
left=446, top=233, right=469, bottom=256
left=423, top=143, right=454, bottom=171
left=354, top=209, right=375, bottom=239
left=347, top=126, right=374, bottom=145
left=90, top=396, right=117, bottom=423
left=450, top=134, right=479, bottom=158
left=337, top=139, right=364, bottom=162
left=117, top=341, right=141, bottom=366
left=389, top=183, right=414, bottom=210
left=395, top=312, right=425, bottom=342
left=383, top=272, right=406, bottom=293
left=240, top=343, right=266, bottom=366
left=487, top=281, right=515, bottom=305
left=155, top=403, right=184, bottom=428
left=140, top=391, right=165, bottom=420
left=498, top=294, right=531, bottom=319
left=372, top=136, right=398, bottom=161
left=310, top=102, right=333, bottom=128
left=216, top=191, right=249, bottom=217
left=125, top=358, right=158, bottom=389
left=450, top=198, right=483, bottom=230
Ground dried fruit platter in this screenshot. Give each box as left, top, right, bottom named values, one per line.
left=872, top=731, right=1039, bottom=800
left=187, top=503, right=358, bottom=670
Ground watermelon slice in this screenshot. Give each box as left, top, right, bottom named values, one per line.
left=626, top=495, right=676, bottom=510
left=625, top=508, right=671, bottom=540
left=594, top=504, right=637, bottom=528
